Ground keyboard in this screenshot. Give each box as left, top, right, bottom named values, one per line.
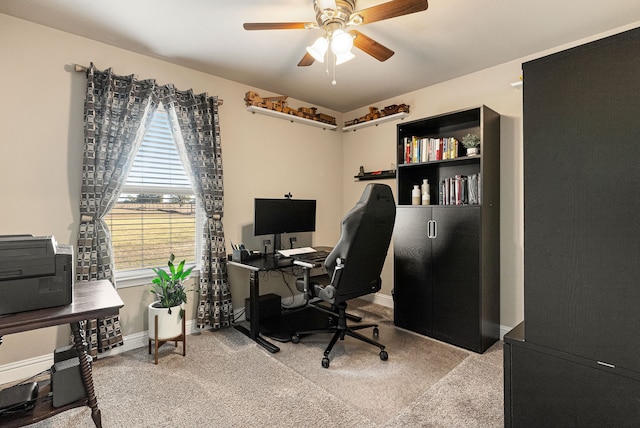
left=292, top=250, right=330, bottom=262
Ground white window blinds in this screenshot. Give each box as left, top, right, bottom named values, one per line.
left=105, top=104, right=197, bottom=272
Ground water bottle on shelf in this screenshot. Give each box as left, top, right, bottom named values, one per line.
left=411, top=185, right=421, bottom=205
left=422, top=179, right=430, bottom=205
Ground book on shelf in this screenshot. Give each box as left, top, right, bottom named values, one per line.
left=401, top=136, right=460, bottom=164
left=439, top=173, right=481, bottom=205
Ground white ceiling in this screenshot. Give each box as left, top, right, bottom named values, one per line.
left=2, top=0, right=640, bottom=112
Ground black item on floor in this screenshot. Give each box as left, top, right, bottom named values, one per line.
left=0, top=382, right=38, bottom=415
left=245, top=293, right=281, bottom=321
left=51, top=357, right=87, bottom=408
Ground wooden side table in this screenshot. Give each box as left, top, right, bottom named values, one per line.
left=0, top=280, right=123, bottom=428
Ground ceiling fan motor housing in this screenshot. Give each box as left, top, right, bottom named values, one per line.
left=314, top=0, right=357, bottom=32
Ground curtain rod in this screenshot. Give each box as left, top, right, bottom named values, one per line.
left=74, top=64, right=223, bottom=106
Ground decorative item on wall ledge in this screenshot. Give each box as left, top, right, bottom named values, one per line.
left=462, top=133, right=481, bottom=156
left=354, top=165, right=396, bottom=181
left=343, top=104, right=410, bottom=131
left=244, top=91, right=337, bottom=127
left=148, top=253, right=193, bottom=364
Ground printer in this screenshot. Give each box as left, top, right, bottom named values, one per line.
left=0, top=235, right=74, bottom=315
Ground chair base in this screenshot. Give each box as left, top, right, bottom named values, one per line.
left=292, top=302, right=387, bottom=368
left=310, top=300, right=362, bottom=322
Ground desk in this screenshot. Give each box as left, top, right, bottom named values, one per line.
left=0, top=280, right=124, bottom=428
left=228, top=248, right=330, bottom=353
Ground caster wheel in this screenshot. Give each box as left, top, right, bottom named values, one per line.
left=373, top=327, right=379, bottom=337
left=380, top=350, right=388, bottom=361
left=291, top=334, right=300, bottom=344
left=322, top=357, right=330, bottom=368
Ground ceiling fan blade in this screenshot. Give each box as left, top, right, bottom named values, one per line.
left=298, top=52, right=316, bottom=67
left=350, top=30, right=394, bottom=62
left=355, top=0, right=428, bottom=25
left=243, top=22, right=313, bottom=30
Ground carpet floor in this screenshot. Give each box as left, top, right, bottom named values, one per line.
left=19, top=299, right=504, bottom=427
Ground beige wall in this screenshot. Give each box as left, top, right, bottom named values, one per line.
left=0, top=14, right=343, bottom=365
left=2, top=13, right=638, bottom=367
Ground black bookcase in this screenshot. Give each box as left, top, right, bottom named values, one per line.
left=393, top=106, right=500, bottom=353
left=504, top=26, right=640, bottom=426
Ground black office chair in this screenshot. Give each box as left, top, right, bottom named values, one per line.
left=292, top=183, right=396, bottom=368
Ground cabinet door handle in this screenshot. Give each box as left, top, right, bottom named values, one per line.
left=427, top=220, right=437, bottom=239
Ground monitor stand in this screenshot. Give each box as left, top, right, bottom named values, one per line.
left=273, top=233, right=282, bottom=256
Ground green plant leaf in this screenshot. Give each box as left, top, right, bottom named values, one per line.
left=183, top=265, right=194, bottom=278
left=149, top=254, right=193, bottom=308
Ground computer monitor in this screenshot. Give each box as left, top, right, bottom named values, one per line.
left=254, top=198, right=316, bottom=254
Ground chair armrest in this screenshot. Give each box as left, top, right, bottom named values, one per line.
left=330, top=258, right=345, bottom=285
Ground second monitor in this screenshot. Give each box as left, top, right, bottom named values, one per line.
left=254, top=198, right=316, bottom=254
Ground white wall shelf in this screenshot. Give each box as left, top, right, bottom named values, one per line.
left=342, top=112, right=410, bottom=132
left=246, top=105, right=337, bottom=130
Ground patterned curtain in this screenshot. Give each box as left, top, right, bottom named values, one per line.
left=159, top=86, right=233, bottom=329
left=78, top=64, right=157, bottom=356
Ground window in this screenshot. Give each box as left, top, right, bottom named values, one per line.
left=105, top=104, right=199, bottom=276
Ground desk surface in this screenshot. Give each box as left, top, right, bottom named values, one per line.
left=228, top=255, right=295, bottom=271
left=0, top=280, right=124, bottom=336
left=228, top=246, right=331, bottom=272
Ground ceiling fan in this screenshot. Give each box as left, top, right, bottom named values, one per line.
left=243, top=0, right=429, bottom=67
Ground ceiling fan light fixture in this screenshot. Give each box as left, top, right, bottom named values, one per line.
left=330, top=29, right=353, bottom=55
left=335, top=50, right=355, bottom=65
left=306, top=36, right=329, bottom=63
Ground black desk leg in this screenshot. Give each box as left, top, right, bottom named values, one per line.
left=71, top=321, right=102, bottom=428
left=234, top=270, right=280, bottom=353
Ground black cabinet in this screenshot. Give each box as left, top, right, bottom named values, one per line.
left=393, top=106, right=500, bottom=353
left=505, top=324, right=640, bottom=427
left=523, top=26, right=640, bottom=372
left=506, top=26, right=640, bottom=426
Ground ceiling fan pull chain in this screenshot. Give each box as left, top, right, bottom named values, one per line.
left=331, top=53, right=337, bottom=85
left=325, top=49, right=330, bottom=76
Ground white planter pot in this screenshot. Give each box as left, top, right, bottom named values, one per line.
left=466, top=147, right=479, bottom=156
left=148, top=301, right=183, bottom=340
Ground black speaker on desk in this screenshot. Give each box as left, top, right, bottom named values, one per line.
left=245, top=293, right=281, bottom=321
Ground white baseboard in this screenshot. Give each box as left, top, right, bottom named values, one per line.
left=359, top=292, right=394, bottom=308
left=0, top=354, right=54, bottom=386
left=499, top=325, right=513, bottom=341
left=0, top=319, right=201, bottom=386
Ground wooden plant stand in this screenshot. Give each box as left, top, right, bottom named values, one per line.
left=148, top=314, right=186, bottom=364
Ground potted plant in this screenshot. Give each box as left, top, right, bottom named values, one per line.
left=462, top=133, right=481, bottom=156
left=148, top=254, right=193, bottom=340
